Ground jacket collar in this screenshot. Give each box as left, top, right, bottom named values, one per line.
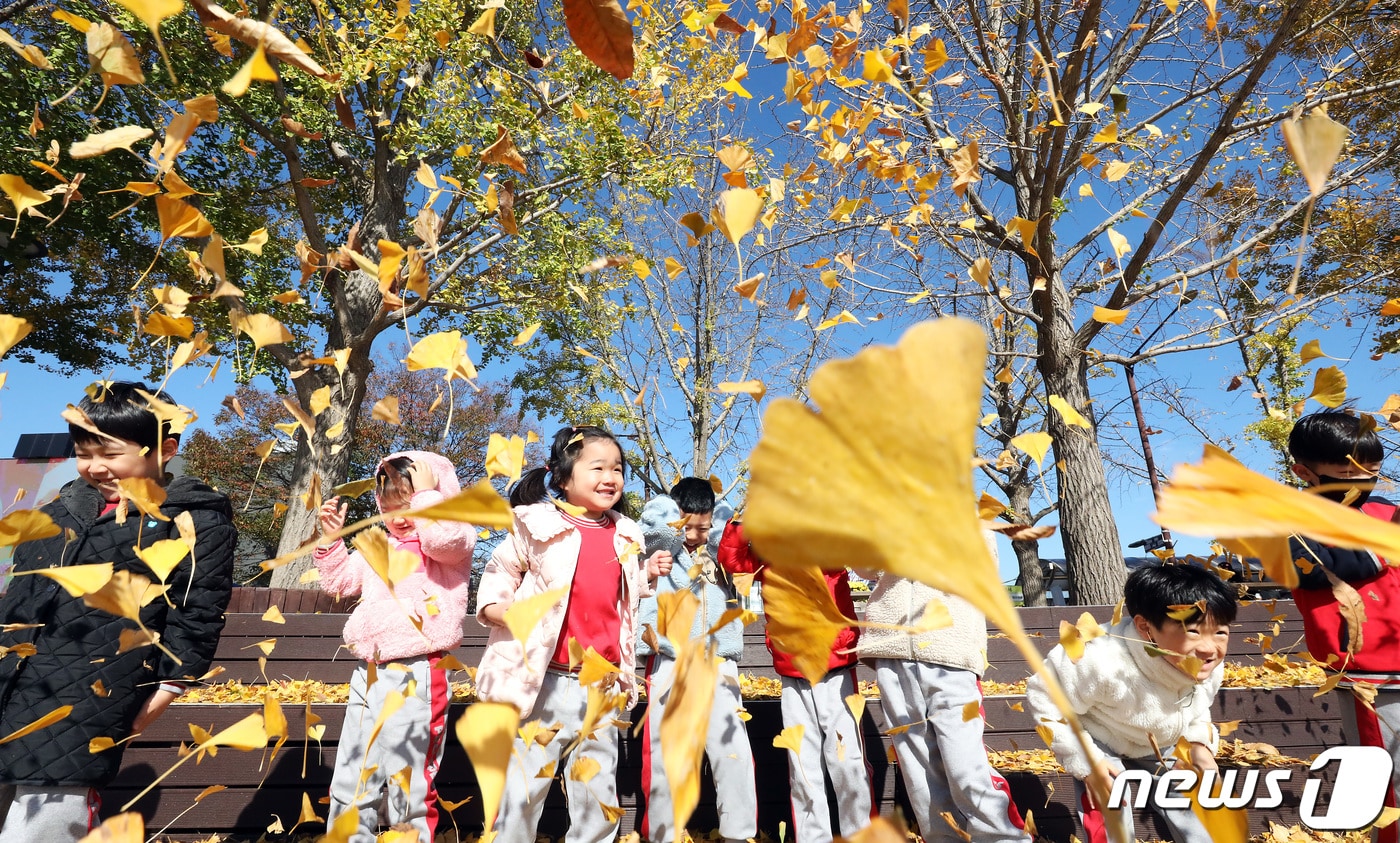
left=515, top=500, right=629, bottom=543
left=1117, top=618, right=1207, bottom=696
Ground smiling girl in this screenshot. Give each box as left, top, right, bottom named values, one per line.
left=474, top=426, right=672, bottom=843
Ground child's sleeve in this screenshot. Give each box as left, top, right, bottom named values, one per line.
left=408, top=489, right=477, bottom=567
left=1182, top=669, right=1224, bottom=752
left=314, top=538, right=368, bottom=597
left=639, top=496, right=686, bottom=561
left=1289, top=535, right=1383, bottom=589
left=158, top=511, right=237, bottom=685
left=475, top=531, right=525, bottom=626
left=717, top=520, right=760, bottom=575
left=1024, top=646, right=1108, bottom=781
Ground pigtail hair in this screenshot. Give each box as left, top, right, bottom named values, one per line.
left=510, top=466, right=551, bottom=507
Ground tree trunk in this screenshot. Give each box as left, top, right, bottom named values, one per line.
left=1037, top=283, right=1126, bottom=605
left=1013, top=539, right=1047, bottom=607
left=268, top=350, right=374, bottom=588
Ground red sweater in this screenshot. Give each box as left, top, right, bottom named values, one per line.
left=717, top=520, right=859, bottom=679
left=1291, top=499, right=1400, bottom=685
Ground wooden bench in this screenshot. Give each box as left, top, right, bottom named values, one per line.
left=107, top=594, right=1340, bottom=841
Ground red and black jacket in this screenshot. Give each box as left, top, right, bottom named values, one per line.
left=716, top=520, right=859, bottom=680
left=1289, top=499, right=1400, bottom=685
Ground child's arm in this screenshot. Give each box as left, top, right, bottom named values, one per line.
left=1024, top=647, right=1111, bottom=781
left=404, top=462, right=477, bottom=567
left=476, top=531, right=525, bottom=628
left=156, top=510, right=238, bottom=700
left=313, top=496, right=365, bottom=597
left=1289, top=535, right=1384, bottom=589
left=716, top=520, right=760, bottom=575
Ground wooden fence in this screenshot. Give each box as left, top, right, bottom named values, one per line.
left=108, top=593, right=1339, bottom=841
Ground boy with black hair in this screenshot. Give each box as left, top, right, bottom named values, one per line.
left=636, top=477, right=756, bottom=843
left=0, top=382, right=237, bottom=842
left=1287, top=410, right=1400, bottom=841
left=1027, top=564, right=1237, bottom=843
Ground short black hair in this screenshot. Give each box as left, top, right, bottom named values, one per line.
left=69, top=381, right=180, bottom=452
left=1289, top=410, right=1384, bottom=469
left=1124, top=563, right=1238, bottom=627
left=670, top=477, right=716, bottom=515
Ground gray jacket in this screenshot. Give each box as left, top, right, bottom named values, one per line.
left=635, top=497, right=743, bottom=661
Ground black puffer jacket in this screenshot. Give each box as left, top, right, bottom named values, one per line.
left=0, top=476, right=236, bottom=786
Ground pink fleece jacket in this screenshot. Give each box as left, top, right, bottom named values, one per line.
left=313, top=450, right=477, bottom=662
left=473, top=502, right=653, bottom=719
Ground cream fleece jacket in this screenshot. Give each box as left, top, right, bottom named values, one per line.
left=1025, top=619, right=1222, bottom=780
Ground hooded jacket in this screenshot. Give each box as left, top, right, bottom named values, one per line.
left=635, top=498, right=742, bottom=662
left=716, top=520, right=859, bottom=679
left=474, top=502, right=652, bottom=718
left=313, top=451, right=476, bottom=662
left=1025, top=619, right=1222, bottom=780
left=0, top=475, right=236, bottom=787
left=1290, top=498, right=1400, bottom=684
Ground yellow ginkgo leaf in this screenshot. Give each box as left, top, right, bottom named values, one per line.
left=969, top=257, right=991, bottom=289
left=391, top=478, right=513, bottom=529
left=0, top=507, right=60, bottom=546
left=660, top=637, right=720, bottom=835
left=480, top=125, right=527, bottom=174
left=1308, top=366, right=1347, bottom=408
left=455, top=703, right=520, bottom=833
left=512, top=323, right=542, bottom=347
left=773, top=724, right=804, bottom=753
left=978, top=492, right=1007, bottom=520
left=1010, top=432, right=1052, bottom=469
left=14, top=562, right=113, bottom=596
left=1299, top=339, right=1330, bottom=364
left=117, top=477, right=170, bottom=522
left=309, top=386, right=331, bottom=417
left=467, top=6, right=497, bottom=38
left=716, top=380, right=766, bottom=401
left=717, top=188, right=763, bottom=245
left=1282, top=107, right=1348, bottom=198
left=484, top=433, right=526, bottom=485
left=262, top=605, right=285, bottom=624
left=70, top=126, right=154, bottom=159
left=1091, top=306, right=1128, bottom=325
left=1048, top=394, right=1093, bottom=429
left=1092, top=122, right=1119, bottom=144
left=0, top=705, right=72, bottom=745
left=134, top=538, right=189, bottom=582
left=760, top=565, right=854, bottom=683
left=221, top=45, right=279, bottom=97
left=1105, top=227, right=1131, bottom=259
left=502, top=587, right=569, bottom=649
left=372, top=397, right=400, bottom=425
left=665, top=257, right=684, bottom=279
left=0, top=314, right=33, bottom=360
left=0, top=175, right=50, bottom=233
left=232, top=313, right=293, bottom=351
left=77, top=811, right=143, bottom=843
left=577, top=646, right=621, bottom=687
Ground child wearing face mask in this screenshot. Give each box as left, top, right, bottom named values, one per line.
left=315, top=451, right=477, bottom=843
left=1026, top=565, right=1237, bottom=843
left=1287, top=410, right=1400, bottom=842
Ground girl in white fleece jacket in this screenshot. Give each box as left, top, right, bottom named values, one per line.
left=1025, top=564, right=1237, bottom=843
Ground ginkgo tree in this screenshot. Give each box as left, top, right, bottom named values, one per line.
left=0, top=0, right=705, bottom=585
left=754, top=0, right=1400, bottom=601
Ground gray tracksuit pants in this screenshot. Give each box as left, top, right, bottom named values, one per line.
left=492, top=670, right=622, bottom=843
left=642, top=655, right=756, bottom=843
left=779, top=668, right=872, bottom=843
left=872, top=659, right=1027, bottom=843
left=0, top=785, right=99, bottom=843
left=327, top=657, right=451, bottom=843
left=1072, top=750, right=1213, bottom=843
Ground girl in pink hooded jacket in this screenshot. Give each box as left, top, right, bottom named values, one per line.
left=314, top=450, right=476, bottom=843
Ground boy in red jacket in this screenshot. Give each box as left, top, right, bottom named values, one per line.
left=1287, top=411, right=1400, bottom=841
left=718, top=520, right=873, bottom=843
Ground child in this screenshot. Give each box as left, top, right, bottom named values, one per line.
left=637, top=478, right=755, bottom=843
left=857, top=531, right=1028, bottom=843
left=315, top=450, right=476, bottom=843
left=718, top=519, right=872, bottom=843
left=1286, top=410, right=1400, bottom=840
left=0, top=382, right=237, bottom=842
left=1025, top=564, right=1236, bottom=843
left=475, top=426, right=672, bottom=843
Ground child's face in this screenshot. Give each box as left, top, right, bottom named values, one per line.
left=1292, top=460, right=1381, bottom=505
left=1135, top=613, right=1230, bottom=681
left=680, top=510, right=713, bottom=552
left=560, top=439, right=624, bottom=517
left=75, top=436, right=176, bottom=502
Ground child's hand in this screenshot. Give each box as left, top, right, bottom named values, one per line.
left=319, top=496, right=348, bottom=540
left=481, top=599, right=511, bottom=627
left=406, top=460, right=437, bottom=494
left=647, top=549, right=673, bottom=580
left=1084, top=761, right=1121, bottom=809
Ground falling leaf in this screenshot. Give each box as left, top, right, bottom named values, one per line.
left=0, top=508, right=61, bottom=547
left=969, top=257, right=991, bottom=289
left=189, top=0, right=331, bottom=81
left=513, top=323, right=542, bottom=346
left=1048, top=394, right=1092, bottom=429
left=232, top=312, right=294, bottom=351
left=480, top=126, right=527, bottom=174
left=761, top=565, right=854, bottom=683
left=1300, top=339, right=1330, bottom=364
left=1010, top=432, right=1052, bottom=469
left=0, top=29, right=53, bottom=69
left=0, top=705, right=73, bottom=745
left=716, top=380, right=766, bottom=401
left=76, top=812, right=143, bottom=843
left=372, top=397, right=400, bottom=425
left=733, top=273, right=764, bottom=300
left=0, top=314, right=33, bottom=360
left=503, top=587, right=569, bottom=648
left=660, top=637, right=719, bottom=834
left=1091, top=306, right=1128, bottom=325
left=70, top=126, right=154, bottom=159
left=468, top=7, right=497, bottom=38
left=134, top=539, right=190, bottom=583
left=1307, top=366, right=1347, bottom=408
left=773, top=724, right=804, bottom=752
left=1105, top=228, right=1131, bottom=259
left=484, top=433, right=526, bottom=485
left=0, top=175, right=50, bottom=233
left=561, top=0, right=634, bottom=80
left=1282, top=107, right=1348, bottom=198
left=717, top=188, right=763, bottom=244
left=455, top=703, right=520, bottom=833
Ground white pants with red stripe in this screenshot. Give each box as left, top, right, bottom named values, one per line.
left=0, top=784, right=99, bottom=843
left=872, top=659, right=1028, bottom=843
left=1073, top=753, right=1212, bottom=843
left=327, top=656, right=451, bottom=843
left=779, top=669, right=873, bottom=843
left=1338, top=685, right=1400, bottom=843
left=642, top=655, right=756, bottom=843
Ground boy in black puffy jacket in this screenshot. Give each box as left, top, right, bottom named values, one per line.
left=0, top=382, right=236, bottom=842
